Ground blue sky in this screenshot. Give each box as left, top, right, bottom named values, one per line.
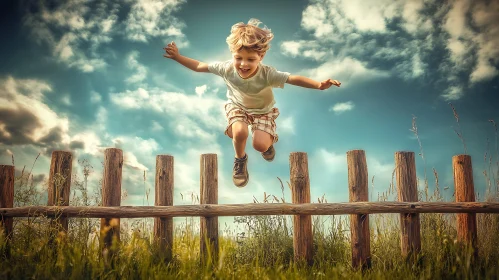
left=1, top=0, right=498, bottom=222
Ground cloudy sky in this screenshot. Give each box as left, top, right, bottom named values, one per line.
left=1, top=0, right=498, bottom=224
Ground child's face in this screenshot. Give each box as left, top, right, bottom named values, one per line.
left=232, top=48, right=264, bottom=79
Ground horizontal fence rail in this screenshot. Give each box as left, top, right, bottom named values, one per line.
left=2, top=202, right=499, bottom=218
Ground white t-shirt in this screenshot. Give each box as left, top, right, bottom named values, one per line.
left=208, top=60, right=290, bottom=114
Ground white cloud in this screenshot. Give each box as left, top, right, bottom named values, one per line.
left=302, top=49, right=328, bottom=61
left=134, top=137, right=160, bottom=155
left=124, top=151, right=149, bottom=171
left=442, top=0, right=499, bottom=87
left=444, top=0, right=471, bottom=39
left=469, top=0, right=499, bottom=82
left=71, top=132, right=103, bottom=156
left=301, top=0, right=418, bottom=38
left=442, top=86, right=463, bottom=101
left=61, top=94, right=72, bottom=106
left=151, top=121, right=164, bottom=131
left=108, top=136, right=160, bottom=172
left=90, top=91, right=102, bottom=103
left=0, top=76, right=70, bottom=145
left=126, top=51, right=148, bottom=85
left=316, top=149, right=345, bottom=173
left=298, top=0, right=498, bottom=101
left=281, top=41, right=302, bottom=57
left=470, top=62, right=498, bottom=83
left=0, top=124, right=10, bottom=139
left=125, top=0, right=188, bottom=45
left=109, top=87, right=226, bottom=148
left=329, top=101, right=354, bottom=114
left=401, top=0, right=426, bottom=33
left=300, top=57, right=390, bottom=85
left=95, top=106, right=108, bottom=132
left=278, top=115, right=295, bottom=134
left=195, top=85, right=207, bottom=97
left=301, top=4, right=334, bottom=37
left=367, top=156, right=395, bottom=193
left=280, top=40, right=328, bottom=61
left=444, top=0, right=473, bottom=65
left=170, top=117, right=215, bottom=142
left=340, top=0, right=391, bottom=32
left=23, top=0, right=190, bottom=73
left=24, top=0, right=119, bottom=72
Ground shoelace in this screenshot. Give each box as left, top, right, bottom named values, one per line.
left=233, top=159, right=245, bottom=175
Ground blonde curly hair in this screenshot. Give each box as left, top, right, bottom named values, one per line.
left=226, top=18, right=274, bottom=54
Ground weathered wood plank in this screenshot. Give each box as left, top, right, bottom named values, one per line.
left=100, top=148, right=122, bottom=255
left=200, top=154, right=218, bottom=265
left=2, top=202, right=499, bottom=218
left=453, top=155, right=477, bottom=255
left=154, top=155, right=174, bottom=261
left=347, top=150, right=371, bottom=270
left=290, top=152, right=313, bottom=265
left=395, top=152, right=421, bottom=259
left=47, top=151, right=73, bottom=232
left=0, top=165, right=14, bottom=258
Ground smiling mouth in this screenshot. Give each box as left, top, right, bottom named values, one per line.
left=240, top=69, right=250, bottom=73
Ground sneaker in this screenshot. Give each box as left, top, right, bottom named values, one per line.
left=233, top=154, right=249, bottom=187
left=261, top=145, right=275, bottom=162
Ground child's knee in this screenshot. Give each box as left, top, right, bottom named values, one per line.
left=231, top=122, right=249, bottom=141
left=252, top=138, right=270, bottom=152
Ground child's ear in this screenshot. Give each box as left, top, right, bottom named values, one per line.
left=259, top=52, right=266, bottom=60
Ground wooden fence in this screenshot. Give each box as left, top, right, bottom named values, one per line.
left=1, top=148, right=499, bottom=268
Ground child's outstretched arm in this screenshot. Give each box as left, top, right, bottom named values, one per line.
left=164, top=41, right=209, bottom=73
left=286, top=75, right=341, bottom=90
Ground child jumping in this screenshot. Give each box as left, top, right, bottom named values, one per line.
left=164, top=18, right=341, bottom=187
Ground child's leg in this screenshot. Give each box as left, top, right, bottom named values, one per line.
left=224, top=103, right=251, bottom=158
left=252, top=130, right=273, bottom=153
left=251, top=107, right=279, bottom=153
left=226, top=121, right=249, bottom=158
left=224, top=103, right=251, bottom=187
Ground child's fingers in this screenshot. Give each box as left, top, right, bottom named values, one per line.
left=165, top=47, right=176, bottom=53
left=330, top=80, right=341, bottom=86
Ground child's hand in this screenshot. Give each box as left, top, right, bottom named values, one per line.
left=164, top=41, right=179, bottom=60
left=319, top=79, right=341, bottom=90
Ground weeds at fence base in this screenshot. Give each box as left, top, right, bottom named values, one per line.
left=1, top=213, right=499, bottom=279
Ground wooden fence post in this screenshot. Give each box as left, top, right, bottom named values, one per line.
left=0, top=165, right=14, bottom=258
left=200, top=154, right=218, bottom=265
left=290, top=152, right=313, bottom=265
left=100, top=148, right=123, bottom=255
left=47, top=151, right=73, bottom=234
left=395, top=152, right=421, bottom=259
left=453, top=155, right=477, bottom=255
left=347, top=150, right=371, bottom=269
left=154, top=155, right=174, bottom=261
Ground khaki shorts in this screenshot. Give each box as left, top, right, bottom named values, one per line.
left=224, top=103, right=280, bottom=143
